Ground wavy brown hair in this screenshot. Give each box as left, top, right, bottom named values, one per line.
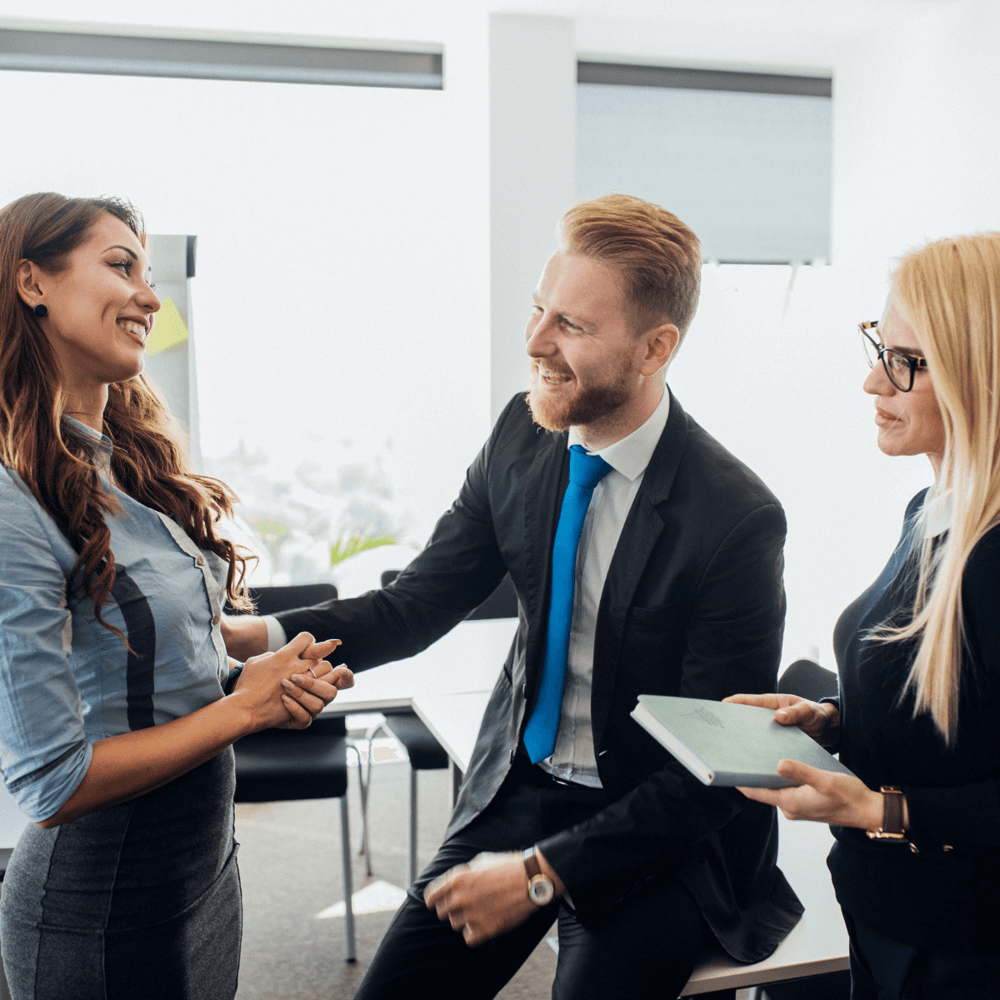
left=0, top=192, right=253, bottom=640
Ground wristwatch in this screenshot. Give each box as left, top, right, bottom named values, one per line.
left=522, top=847, right=555, bottom=906
left=867, top=786, right=906, bottom=840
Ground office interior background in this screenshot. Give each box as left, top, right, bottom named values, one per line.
left=1, top=0, right=997, bottom=674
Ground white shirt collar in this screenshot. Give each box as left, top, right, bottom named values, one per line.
left=567, top=385, right=670, bottom=482
left=923, top=486, right=953, bottom=537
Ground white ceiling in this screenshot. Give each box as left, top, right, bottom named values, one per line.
left=0, top=0, right=965, bottom=75
left=495, top=0, right=965, bottom=74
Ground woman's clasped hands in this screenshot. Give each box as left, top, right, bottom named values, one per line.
left=722, top=693, right=884, bottom=831
left=229, top=632, right=354, bottom=731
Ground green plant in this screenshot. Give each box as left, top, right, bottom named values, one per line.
left=329, top=533, right=397, bottom=567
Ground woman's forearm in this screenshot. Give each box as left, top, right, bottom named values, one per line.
left=38, top=693, right=254, bottom=828
left=37, top=632, right=344, bottom=829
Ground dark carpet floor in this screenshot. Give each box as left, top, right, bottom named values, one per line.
left=234, top=747, right=558, bottom=1000
left=233, top=739, right=756, bottom=1000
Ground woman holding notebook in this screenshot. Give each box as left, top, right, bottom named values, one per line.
left=729, top=234, right=1000, bottom=997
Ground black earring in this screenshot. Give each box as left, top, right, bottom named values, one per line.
left=32, top=304, right=47, bottom=318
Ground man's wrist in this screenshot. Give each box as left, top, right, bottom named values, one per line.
left=220, top=614, right=270, bottom=660
left=533, top=847, right=566, bottom=897
left=262, top=614, right=287, bottom=652
left=523, top=847, right=557, bottom=906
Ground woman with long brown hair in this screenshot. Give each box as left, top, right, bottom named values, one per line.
left=730, top=234, right=1000, bottom=996
left=0, top=192, right=350, bottom=999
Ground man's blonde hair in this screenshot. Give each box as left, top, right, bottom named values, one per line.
left=560, top=193, right=701, bottom=337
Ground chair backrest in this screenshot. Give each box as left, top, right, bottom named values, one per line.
left=245, top=583, right=338, bottom=616
left=777, top=659, right=839, bottom=702
left=233, top=715, right=349, bottom=803
left=380, top=571, right=517, bottom=620
left=464, top=574, right=518, bottom=620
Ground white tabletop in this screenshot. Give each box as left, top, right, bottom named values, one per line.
left=328, top=618, right=517, bottom=714
left=412, top=691, right=491, bottom=770
left=408, top=686, right=850, bottom=992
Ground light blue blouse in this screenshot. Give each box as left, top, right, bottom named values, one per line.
left=0, top=419, right=230, bottom=822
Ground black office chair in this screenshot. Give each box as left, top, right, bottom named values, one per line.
left=777, top=658, right=839, bottom=702
left=463, top=573, right=518, bottom=620
left=230, top=583, right=358, bottom=962
left=363, top=572, right=517, bottom=886
left=247, top=583, right=340, bottom=618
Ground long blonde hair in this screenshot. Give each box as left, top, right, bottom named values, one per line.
left=885, top=232, right=1000, bottom=742
left=0, top=192, right=254, bottom=640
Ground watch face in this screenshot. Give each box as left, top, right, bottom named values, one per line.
left=528, top=876, right=554, bottom=906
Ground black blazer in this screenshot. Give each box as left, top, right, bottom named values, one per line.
left=278, top=390, right=802, bottom=962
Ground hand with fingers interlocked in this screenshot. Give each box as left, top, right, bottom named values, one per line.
left=229, top=632, right=354, bottom=731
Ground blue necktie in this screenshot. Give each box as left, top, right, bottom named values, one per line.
left=523, top=444, right=612, bottom=764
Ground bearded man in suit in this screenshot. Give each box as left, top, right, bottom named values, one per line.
left=224, top=193, right=801, bottom=998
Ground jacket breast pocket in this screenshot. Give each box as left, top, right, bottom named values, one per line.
left=620, top=602, right=685, bottom=688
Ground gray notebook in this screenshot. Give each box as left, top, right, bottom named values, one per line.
left=631, top=694, right=854, bottom=788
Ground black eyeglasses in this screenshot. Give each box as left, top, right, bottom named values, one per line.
left=859, top=321, right=928, bottom=393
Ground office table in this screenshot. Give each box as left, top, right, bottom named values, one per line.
left=326, top=618, right=517, bottom=715
left=409, top=687, right=851, bottom=997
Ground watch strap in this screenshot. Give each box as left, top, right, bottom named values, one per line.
left=523, top=846, right=542, bottom=879
left=223, top=665, right=244, bottom=695
left=867, top=786, right=906, bottom=840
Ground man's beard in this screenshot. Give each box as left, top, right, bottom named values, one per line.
left=527, top=361, right=633, bottom=431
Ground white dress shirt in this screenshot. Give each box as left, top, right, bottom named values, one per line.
left=539, top=386, right=670, bottom=787
left=262, top=388, right=673, bottom=789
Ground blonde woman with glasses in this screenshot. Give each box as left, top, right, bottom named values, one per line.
left=729, top=234, right=1000, bottom=998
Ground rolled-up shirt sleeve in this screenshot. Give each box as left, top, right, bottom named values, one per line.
left=0, top=477, right=92, bottom=823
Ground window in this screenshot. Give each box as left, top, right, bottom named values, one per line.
left=576, top=63, right=832, bottom=263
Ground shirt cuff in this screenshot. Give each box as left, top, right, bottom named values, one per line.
left=264, top=615, right=287, bottom=652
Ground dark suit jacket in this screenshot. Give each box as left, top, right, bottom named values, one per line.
left=277, top=390, right=802, bottom=962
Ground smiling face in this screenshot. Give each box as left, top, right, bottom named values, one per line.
left=19, top=212, right=160, bottom=400
left=863, top=300, right=946, bottom=474
left=525, top=250, right=677, bottom=448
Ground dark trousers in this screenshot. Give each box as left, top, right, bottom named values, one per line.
left=354, top=758, right=711, bottom=1000
left=845, top=913, right=1000, bottom=1000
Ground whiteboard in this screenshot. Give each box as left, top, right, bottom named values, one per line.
left=144, top=233, right=201, bottom=469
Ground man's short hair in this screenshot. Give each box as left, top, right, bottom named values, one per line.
left=560, top=193, right=701, bottom=337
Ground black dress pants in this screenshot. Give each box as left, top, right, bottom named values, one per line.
left=355, top=758, right=711, bottom=1000
left=845, top=912, right=1000, bottom=1000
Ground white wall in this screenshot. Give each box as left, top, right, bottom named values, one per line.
left=0, top=1, right=500, bottom=547
left=4, top=0, right=999, bottom=658
left=489, top=14, right=576, bottom=419
left=807, top=0, right=1000, bottom=654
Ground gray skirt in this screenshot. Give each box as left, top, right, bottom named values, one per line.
left=0, top=748, right=241, bottom=1000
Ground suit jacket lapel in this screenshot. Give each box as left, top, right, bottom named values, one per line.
left=522, top=429, right=569, bottom=699
left=591, top=388, right=690, bottom=748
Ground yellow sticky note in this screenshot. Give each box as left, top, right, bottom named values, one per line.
left=146, top=297, right=189, bottom=355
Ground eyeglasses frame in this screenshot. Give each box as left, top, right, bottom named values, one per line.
left=859, top=320, right=929, bottom=393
